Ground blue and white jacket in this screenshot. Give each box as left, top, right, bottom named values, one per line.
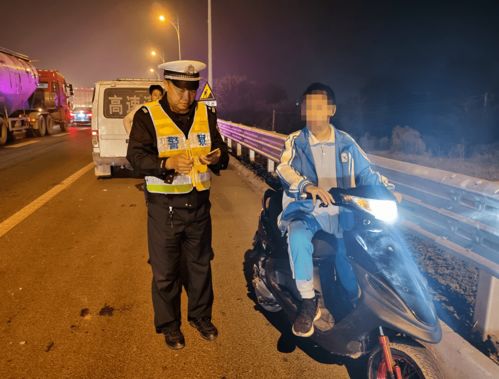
left=276, top=126, right=386, bottom=231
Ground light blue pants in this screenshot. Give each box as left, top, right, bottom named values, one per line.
left=287, top=219, right=358, bottom=299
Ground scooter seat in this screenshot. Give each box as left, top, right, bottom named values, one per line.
left=261, top=189, right=337, bottom=260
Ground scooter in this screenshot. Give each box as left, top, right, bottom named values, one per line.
left=245, top=184, right=443, bottom=379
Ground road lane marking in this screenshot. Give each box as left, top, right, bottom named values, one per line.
left=5, top=140, right=39, bottom=148
left=51, top=132, right=69, bottom=137
left=0, top=162, right=94, bottom=239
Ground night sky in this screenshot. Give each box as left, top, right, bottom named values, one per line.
left=2, top=0, right=499, bottom=143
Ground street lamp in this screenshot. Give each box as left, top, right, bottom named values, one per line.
left=150, top=49, right=165, bottom=63
left=149, top=68, right=160, bottom=80
left=158, top=14, right=181, bottom=60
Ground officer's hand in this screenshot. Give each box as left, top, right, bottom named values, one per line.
left=165, top=154, right=193, bottom=174
left=304, top=185, right=333, bottom=206
left=199, top=149, right=221, bottom=165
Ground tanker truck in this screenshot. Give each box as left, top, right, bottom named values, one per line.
left=0, top=47, right=73, bottom=145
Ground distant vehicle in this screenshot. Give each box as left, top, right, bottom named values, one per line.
left=0, top=46, right=73, bottom=145
left=71, top=106, right=92, bottom=126
left=91, top=79, right=162, bottom=177
left=72, top=87, right=93, bottom=108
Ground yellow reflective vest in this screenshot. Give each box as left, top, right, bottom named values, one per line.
left=143, top=101, right=212, bottom=194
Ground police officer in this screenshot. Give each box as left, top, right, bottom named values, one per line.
left=127, top=60, right=229, bottom=350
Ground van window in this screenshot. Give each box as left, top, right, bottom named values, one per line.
left=103, top=88, right=152, bottom=118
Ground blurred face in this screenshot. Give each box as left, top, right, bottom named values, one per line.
left=151, top=89, right=163, bottom=101
left=164, top=80, right=197, bottom=114
left=301, top=91, right=336, bottom=129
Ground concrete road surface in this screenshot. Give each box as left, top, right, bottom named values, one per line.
left=0, top=128, right=358, bottom=378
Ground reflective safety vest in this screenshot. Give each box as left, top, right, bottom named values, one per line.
left=144, top=101, right=212, bottom=194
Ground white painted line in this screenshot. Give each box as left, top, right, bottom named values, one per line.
left=5, top=140, right=39, bottom=148
left=0, top=162, right=94, bottom=239
left=51, top=132, right=69, bottom=137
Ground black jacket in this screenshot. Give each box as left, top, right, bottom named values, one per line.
left=126, top=96, right=229, bottom=208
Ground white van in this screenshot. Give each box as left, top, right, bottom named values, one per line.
left=91, top=79, right=162, bottom=177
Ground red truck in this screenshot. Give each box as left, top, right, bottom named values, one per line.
left=0, top=47, right=73, bottom=145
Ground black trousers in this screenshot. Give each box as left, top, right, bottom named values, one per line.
left=147, top=198, right=214, bottom=333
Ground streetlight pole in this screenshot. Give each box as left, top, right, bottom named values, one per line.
left=159, top=14, right=181, bottom=60
left=175, top=15, right=182, bottom=60
left=208, top=0, right=213, bottom=86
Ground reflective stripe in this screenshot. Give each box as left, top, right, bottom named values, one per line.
left=146, top=175, right=192, bottom=186
left=350, top=155, right=356, bottom=187
left=145, top=175, right=194, bottom=194
left=145, top=176, right=211, bottom=194
left=146, top=183, right=194, bottom=194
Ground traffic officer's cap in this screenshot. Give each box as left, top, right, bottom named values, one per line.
left=158, top=60, right=206, bottom=90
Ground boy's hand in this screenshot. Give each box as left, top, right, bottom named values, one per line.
left=304, top=184, right=333, bottom=206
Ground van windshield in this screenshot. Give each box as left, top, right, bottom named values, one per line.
left=103, top=88, right=152, bottom=118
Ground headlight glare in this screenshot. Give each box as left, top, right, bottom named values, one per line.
left=351, top=196, right=398, bottom=223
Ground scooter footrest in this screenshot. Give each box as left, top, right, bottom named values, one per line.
left=314, top=306, right=335, bottom=332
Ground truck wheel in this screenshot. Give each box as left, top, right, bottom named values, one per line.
left=45, top=115, right=55, bottom=135
left=0, top=120, right=7, bottom=145
left=34, top=116, right=46, bottom=137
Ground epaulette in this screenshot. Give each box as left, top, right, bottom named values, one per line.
left=207, top=106, right=216, bottom=113
left=141, top=107, right=149, bottom=114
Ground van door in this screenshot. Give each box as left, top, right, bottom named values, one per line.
left=98, top=86, right=151, bottom=158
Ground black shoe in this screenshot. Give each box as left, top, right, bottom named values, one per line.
left=292, top=297, right=321, bottom=337
left=163, top=327, right=185, bottom=350
left=189, top=317, right=218, bottom=341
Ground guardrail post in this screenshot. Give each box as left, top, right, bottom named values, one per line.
left=267, top=159, right=275, bottom=173
left=249, top=149, right=255, bottom=162
left=474, top=270, right=499, bottom=339
left=237, top=143, right=242, bottom=157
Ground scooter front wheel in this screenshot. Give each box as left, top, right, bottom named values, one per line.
left=367, top=339, right=441, bottom=379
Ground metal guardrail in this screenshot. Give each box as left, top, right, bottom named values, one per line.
left=218, top=119, right=499, bottom=338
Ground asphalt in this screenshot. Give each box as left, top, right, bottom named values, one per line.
left=0, top=128, right=354, bottom=378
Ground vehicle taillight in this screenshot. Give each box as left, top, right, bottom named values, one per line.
left=92, top=130, right=99, bottom=148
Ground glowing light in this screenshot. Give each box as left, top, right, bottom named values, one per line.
left=149, top=68, right=155, bottom=73
left=351, top=196, right=398, bottom=223
left=151, top=50, right=157, bottom=57
left=159, top=15, right=165, bottom=22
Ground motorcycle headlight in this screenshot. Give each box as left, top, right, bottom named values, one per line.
left=350, top=196, right=398, bottom=223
